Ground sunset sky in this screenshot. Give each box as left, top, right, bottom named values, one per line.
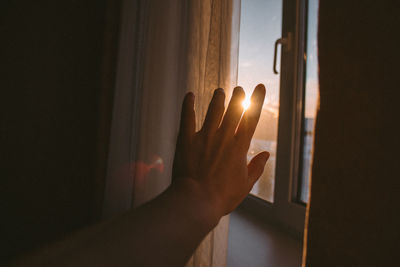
left=238, top=0, right=318, bottom=119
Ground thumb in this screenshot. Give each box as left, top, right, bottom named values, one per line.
left=247, top=151, right=270, bottom=186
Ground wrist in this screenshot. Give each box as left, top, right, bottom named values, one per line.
left=168, top=178, right=222, bottom=232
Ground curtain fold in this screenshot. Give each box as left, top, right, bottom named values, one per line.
left=104, top=0, right=241, bottom=265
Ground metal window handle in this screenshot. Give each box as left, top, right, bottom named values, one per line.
left=273, top=33, right=292, bottom=74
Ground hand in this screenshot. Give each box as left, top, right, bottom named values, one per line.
left=172, top=84, right=269, bottom=221
left=10, top=85, right=269, bottom=267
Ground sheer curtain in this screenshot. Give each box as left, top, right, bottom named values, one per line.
left=103, top=0, right=240, bottom=265
left=184, top=1, right=240, bottom=266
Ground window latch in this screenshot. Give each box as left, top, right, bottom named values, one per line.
left=273, top=32, right=292, bottom=74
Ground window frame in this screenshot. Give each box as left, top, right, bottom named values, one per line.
left=241, top=0, right=310, bottom=238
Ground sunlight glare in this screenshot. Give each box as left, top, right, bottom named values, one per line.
left=242, top=96, right=251, bottom=111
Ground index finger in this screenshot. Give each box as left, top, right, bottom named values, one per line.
left=235, top=84, right=266, bottom=148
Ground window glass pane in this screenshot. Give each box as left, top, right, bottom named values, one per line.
left=299, top=0, right=319, bottom=203
left=238, top=0, right=282, bottom=202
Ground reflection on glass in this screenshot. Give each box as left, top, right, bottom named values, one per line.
left=238, top=0, right=282, bottom=202
left=299, top=0, right=319, bottom=203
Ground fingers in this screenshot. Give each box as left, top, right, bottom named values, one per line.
left=247, top=151, right=270, bottom=186
left=174, top=92, right=196, bottom=180
left=236, top=84, right=266, bottom=148
left=219, top=86, right=245, bottom=135
left=201, top=88, right=225, bottom=134
left=177, top=92, right=196, bottom=146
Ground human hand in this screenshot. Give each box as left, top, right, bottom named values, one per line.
left=172, top=84, right=269, bottom=221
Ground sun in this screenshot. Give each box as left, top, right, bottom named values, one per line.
left=242, top=97, right=251, bottom=111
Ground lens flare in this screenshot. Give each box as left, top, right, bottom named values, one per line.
left=242, top=97, right=251, bottom=111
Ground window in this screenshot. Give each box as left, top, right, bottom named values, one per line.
left=238, top=0, right=282, bottom=203
left=238, top=0, right=319, bottom=236
left=298, top=0, right=318, bottom=204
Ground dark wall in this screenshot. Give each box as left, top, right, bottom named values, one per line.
left=306, top=0, right=400, bottom=265
left=0, top=0, right=120, bottom=261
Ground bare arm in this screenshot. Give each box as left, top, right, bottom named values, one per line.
left=10, top=84, right=268, bottom=267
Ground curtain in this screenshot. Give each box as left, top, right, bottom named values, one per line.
left=103, top=0, right=241, bottom=266
left=184, top=1, right=240, bottom=266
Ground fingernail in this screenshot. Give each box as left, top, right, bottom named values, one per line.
left=186, top=92, right=195, bottom=102
left=256, top=84, right=266, bottom=94
left=233, top=86, right=243, bottom=92
left=262, top=151, right=270, bottom=164
left=214, top=88, right=224, bottom=95
left=233, top=87, right=245, bottom=99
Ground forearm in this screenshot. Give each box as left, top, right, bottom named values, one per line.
left=9, top=85, right=267, bottom=266
left=9, top=179, right=220, bottom=267
left=124, top=179, right=221, bottom=266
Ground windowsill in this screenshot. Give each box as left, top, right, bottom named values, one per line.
left=227, top=207, right=303, bottom=267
